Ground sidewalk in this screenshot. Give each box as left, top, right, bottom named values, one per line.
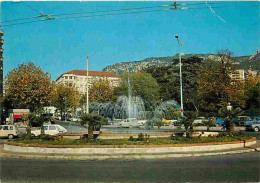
left=1, top=140, right=260, bottom=160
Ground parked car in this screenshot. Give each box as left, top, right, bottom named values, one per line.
left=55, top=116, right=61, bottom=120
left=53, top=124, right=67, bottom=133
left=252, top=116, right=260, bottom=123
left=0, top=125, right=19, bottom=139
left=245, top=116, right=260, bottom=131
left=233, top=116, right=252, bottom=126
left=69, top=117, right=79, bottom=122
left=246, top=123, right=260, bottom=132
left=31, top=125, right=67, bottom=137
left=214, top=118, right=225, bottom=127
left=193, top=117, right=208, bottom=125
left=117, top=118, right=146, bottom=127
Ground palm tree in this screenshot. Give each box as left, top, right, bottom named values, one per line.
left=183, top=111, right=197, bottom=132
left=202, top=118, right=216, bottom=131
left=80, top=113, right=104, bottom=140
left=218, top=105, right=243, bottom=133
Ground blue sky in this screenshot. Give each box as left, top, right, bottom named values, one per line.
left=1, top=1, right=259, bottom=80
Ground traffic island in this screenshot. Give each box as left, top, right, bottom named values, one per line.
left=3, top=137, right=258, bottom=160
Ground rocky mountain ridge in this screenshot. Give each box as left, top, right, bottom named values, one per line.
left=103, top=51, right=259, bottom=74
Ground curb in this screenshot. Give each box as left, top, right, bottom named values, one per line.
left=0, top=148, right=258, bottom=160
left=1, top=139, right=259, bottom=160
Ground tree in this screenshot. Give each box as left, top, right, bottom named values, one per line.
left=3, top=62, right=53, bottom=112
left=113, top=72, right=160, bottom=109
left=198, top=50, right=245, bottom=113
left=80, top=113, right=104, bottom=141
left=162, top=107, right=181, bottom=120
left=145, top=56, right=203, bottom=112
left=218, top=104, right=243, bottom=133
left=202, top=118, right=215, bottom=131
left=51, top=84, right=80, bottom=119
left=145, top=66, right=176, bottom=101
left=89, top=79, right=113, bottom=103
left=182, top=111, right=197, bottom=132
left=243, top=75, right=260, bottom=115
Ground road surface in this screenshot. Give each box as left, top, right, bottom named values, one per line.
left=1, top=152, right=259, bottom=183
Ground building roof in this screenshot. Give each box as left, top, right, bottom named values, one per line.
left=57, top=70, right=118, bottom=81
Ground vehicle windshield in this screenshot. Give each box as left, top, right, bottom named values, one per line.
left=49, top=126, right=56, bottom=130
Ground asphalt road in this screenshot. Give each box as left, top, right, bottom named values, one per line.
left=1, top=152, right=260, bottom=183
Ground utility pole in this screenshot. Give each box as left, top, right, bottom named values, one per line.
left=0, top=31, right=4, bottom=124
left=86, top=56, right=89, bottom=114
left=175, top=35, right=184, bottom=117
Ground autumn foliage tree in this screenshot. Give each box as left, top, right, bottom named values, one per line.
left=198, top=50, right=245, bottom=112
left=243, top=75, right=260, bottom=115
left=2, top=62, right=53, bottom=112
left=89, top=79, right=113, bottom=103
left=51, top=83, right=81, bottom=119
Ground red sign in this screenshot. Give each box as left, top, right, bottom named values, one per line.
left=180, top=109, right=184, bottom=112
left=14, top=114, right=21, bottom=119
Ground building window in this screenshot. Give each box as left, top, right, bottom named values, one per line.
left=64, top=76, right=68, bottom=79
left=69, top=76, right=72, bottom=79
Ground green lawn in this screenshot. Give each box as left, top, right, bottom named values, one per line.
left=13, top=134, right=253, bottom=146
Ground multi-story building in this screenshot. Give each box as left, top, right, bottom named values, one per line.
left=56, top=70, right=120, bottom=94
left=230, top=69, right=245, bottom=81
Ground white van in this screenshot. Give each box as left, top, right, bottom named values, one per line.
left=31, top=125, right=67, bottom=136
left=0, top=125, right=19, bottom=139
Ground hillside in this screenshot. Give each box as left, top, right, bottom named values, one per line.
left=103, top=51, right=259, bottom=74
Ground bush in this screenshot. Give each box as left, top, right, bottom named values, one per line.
left=128, top=133, right=150, bottom=142
left=19, top=133, right=32, bottom=140
left=37, top=134, right=62, bottom=141
left=170, top=133, right=177, bottom=140
left=128, top=136, right=135, bottom=141
left=217, top=132, right=232, bottom=138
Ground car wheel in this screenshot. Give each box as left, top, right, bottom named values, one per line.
left=254, top=127, right=259, bottom=132
left=215, top=124, right=220, bottom=127
left=8, top=134, right=14, bottom=139
left=31, top=134, right=36, bottom=138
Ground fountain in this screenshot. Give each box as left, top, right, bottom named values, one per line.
left=89, top=77, right=180, bottom=129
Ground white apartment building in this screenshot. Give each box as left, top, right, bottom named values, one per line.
left=230, top=69, right=245, bottom=81
left=56, top=70, right=120, bottom=94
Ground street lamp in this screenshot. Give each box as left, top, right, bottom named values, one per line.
left=227, top=102, right=232, bottom=111
left=175, top=34, right=184, bottom=117
left=86, top=56, right=89, bottom=114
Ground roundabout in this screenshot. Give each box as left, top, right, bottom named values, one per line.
left=3, top=135, right=258, bottom=160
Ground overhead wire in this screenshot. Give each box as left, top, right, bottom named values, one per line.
left=21, top=1, right=42, bottom=14
left=0, top=1, right=234, bottom=24
left=1, top=3, right=260, bottom=28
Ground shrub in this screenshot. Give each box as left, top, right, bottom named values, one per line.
left=217, top=132, right=232, bottom=138
left=170, top=133, right=177, bottom=140
left=128, top=136, right=134, bottom=141
left=37, top=134, right=62, bottom=141
left=128, top=133, right=150, bottom=142
left=137, top=133, right=145, bottom=141
left=19, top=133, right=32, bottom=140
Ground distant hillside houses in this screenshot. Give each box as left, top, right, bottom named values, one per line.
left=56, top=70, right=120, bottom=95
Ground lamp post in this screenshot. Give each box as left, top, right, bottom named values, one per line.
left=86, top=56, right=89, bottom=114
left=175, top=35, right=184, bottom=117
left=227, top=102, right=232, bottom=111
